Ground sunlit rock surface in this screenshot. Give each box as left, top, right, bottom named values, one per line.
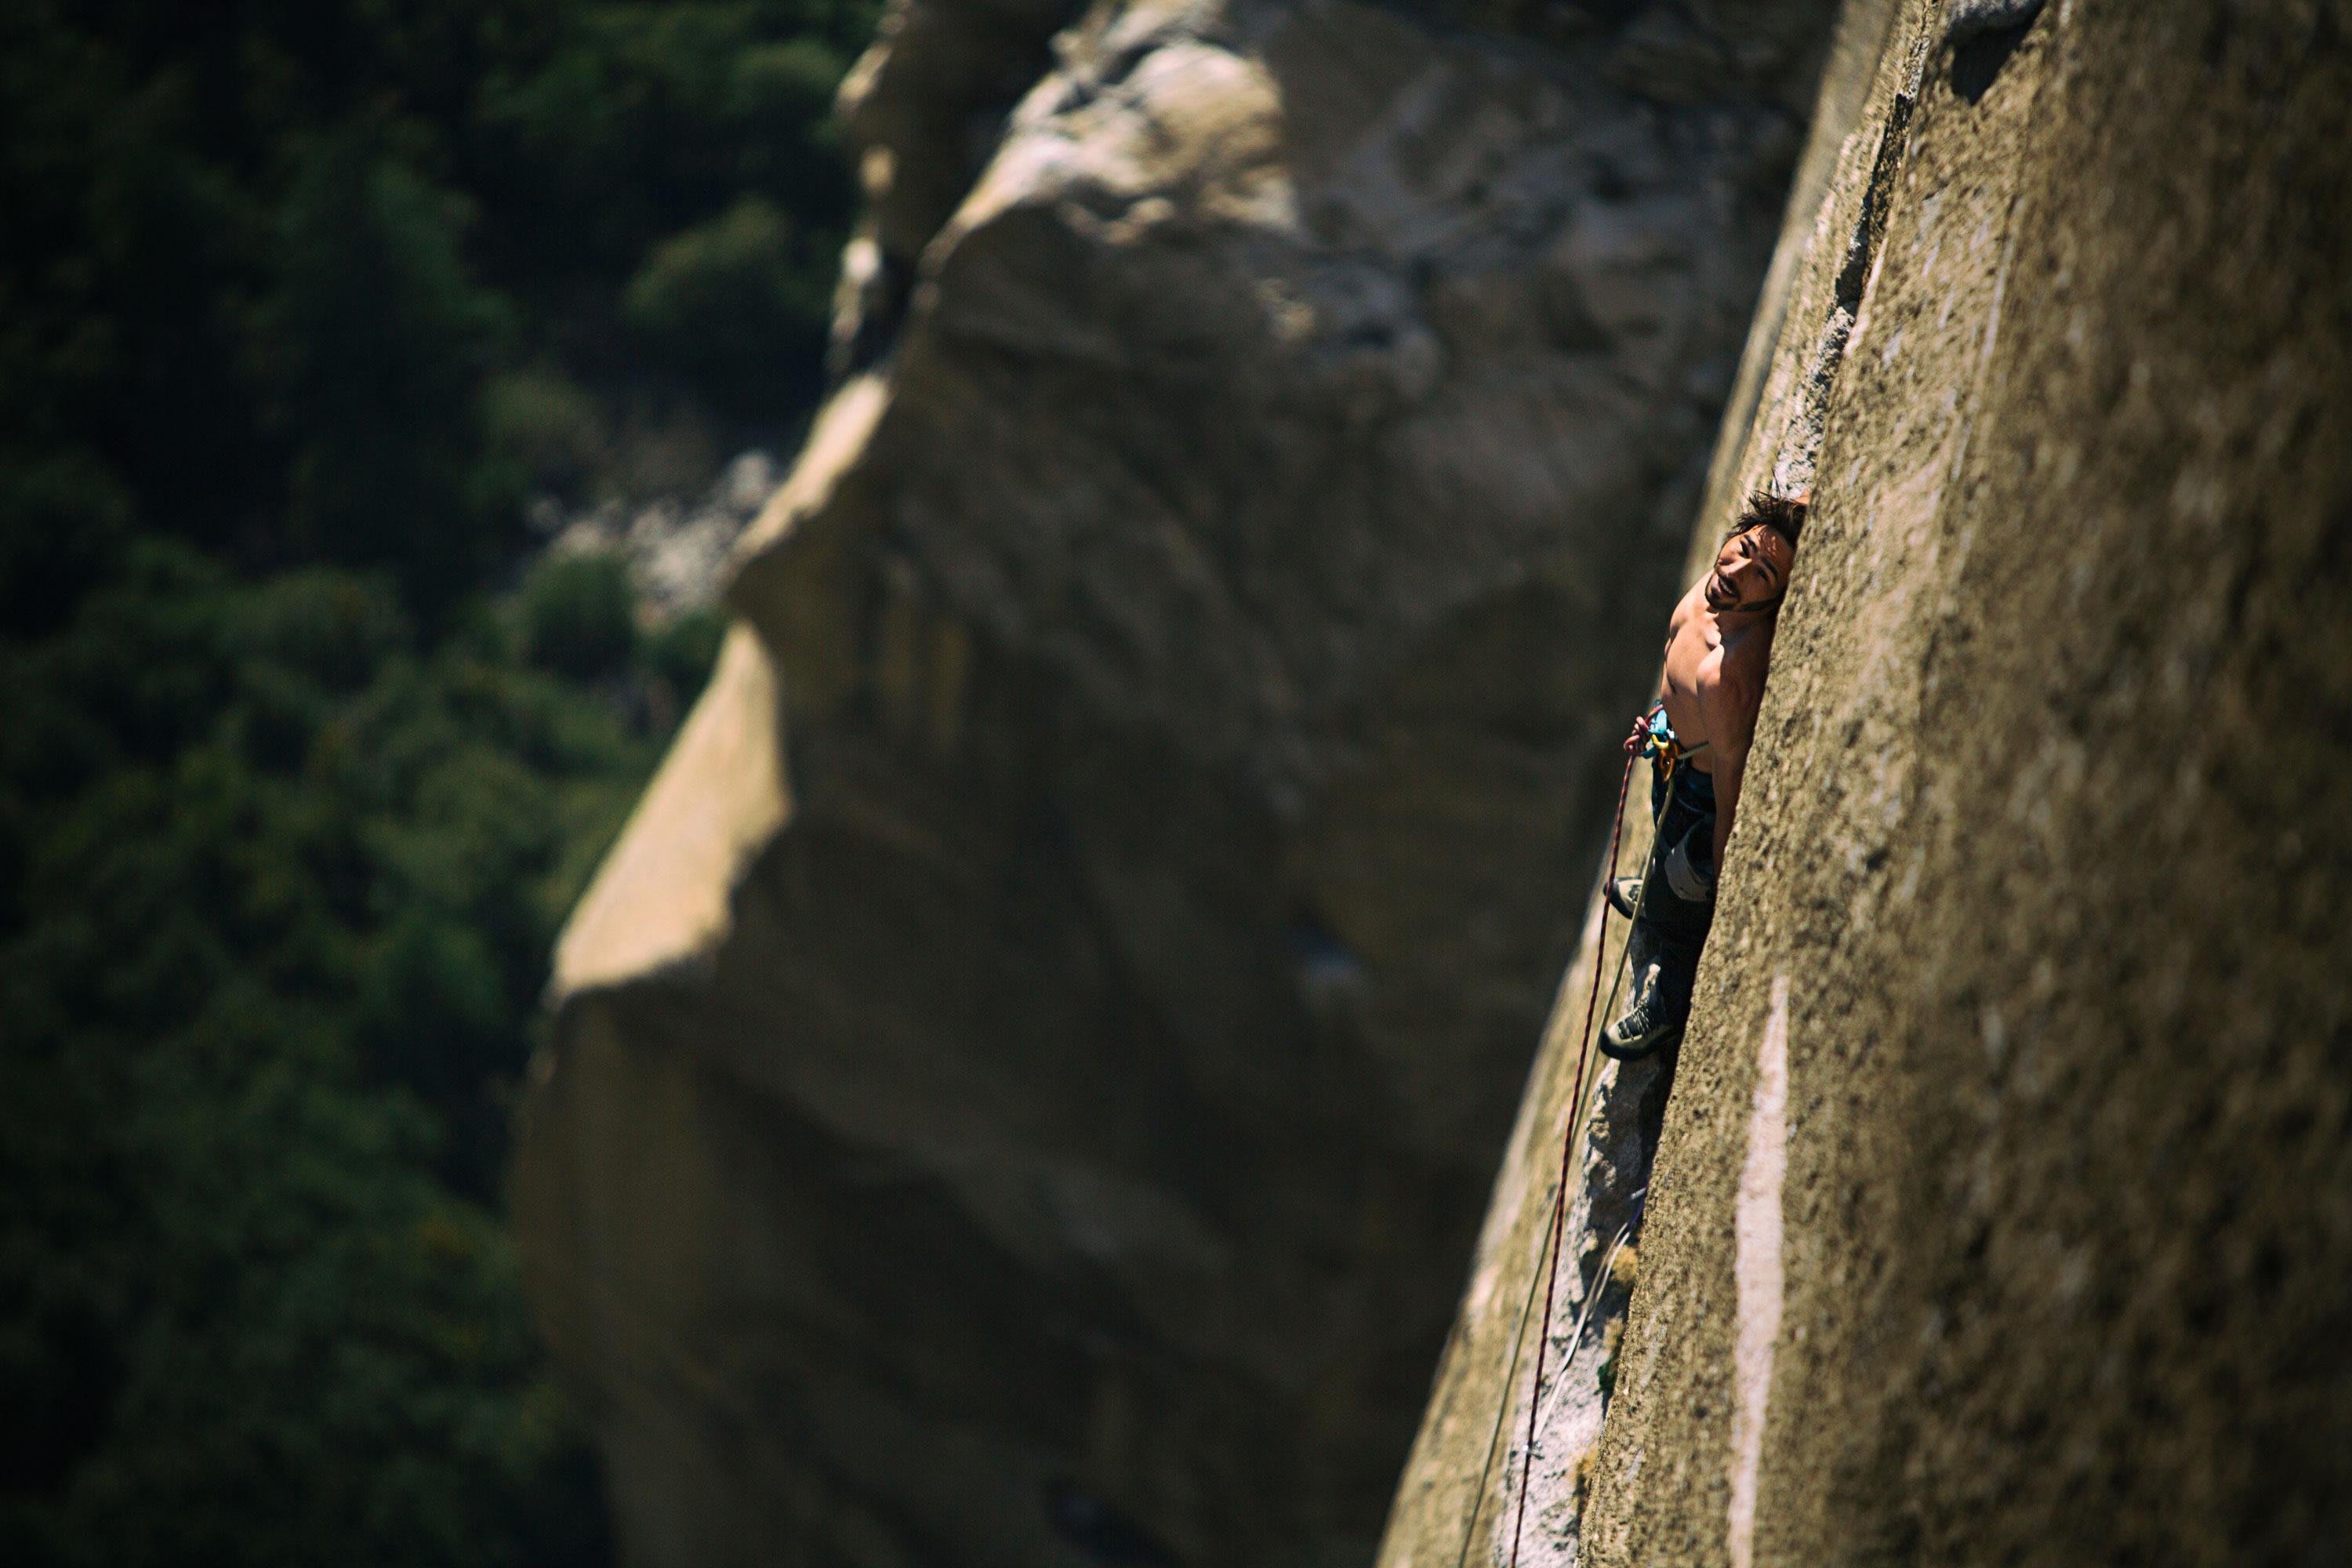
left=1379, top=2, right=2352, bottom=1563
left=514, top=1, right=1838, bottom=1563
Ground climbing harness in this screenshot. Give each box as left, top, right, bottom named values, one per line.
left=1453, top=704, right=1693, bottom=1568
left=1635, top=699, right=1707, bottom=775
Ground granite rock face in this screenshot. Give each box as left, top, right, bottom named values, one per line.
left=514, top=1, right=1838, bottom=1563
left=1379, top=2, right=2352, bottom=1564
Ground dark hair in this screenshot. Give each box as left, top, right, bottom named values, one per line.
left=1730, top=489, right=1807, bottom=550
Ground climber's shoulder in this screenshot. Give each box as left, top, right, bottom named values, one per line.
left=1662, top=583, right=1700, bottom=652
left=1696, top=626, right=1769, bottom=723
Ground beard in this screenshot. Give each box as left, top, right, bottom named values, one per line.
left=1704, top=568, right=1737, bottom=610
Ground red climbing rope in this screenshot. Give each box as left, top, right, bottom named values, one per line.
left=1504, top=727, right=1645, bottom=1568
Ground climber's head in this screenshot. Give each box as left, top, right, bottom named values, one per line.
left=1704, top=491, right=1806, bottom=615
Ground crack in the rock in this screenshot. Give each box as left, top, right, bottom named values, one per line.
left=1947, top=0, right=2047, bottom=103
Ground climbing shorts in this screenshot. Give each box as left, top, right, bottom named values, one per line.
left=1640, top=763, right=1718, bottom=953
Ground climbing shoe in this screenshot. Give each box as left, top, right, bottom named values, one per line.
left=1605, top=876, right=1644, bottom=920
left=1599, top=991, right=1683, bottom=1061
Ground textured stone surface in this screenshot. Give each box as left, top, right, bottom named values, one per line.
left=1373, top=7, right=1910, bottom=1562
left=1385, top=2, right=2352, bottom=1564
left=515, top=1, right=1838, bottom=1563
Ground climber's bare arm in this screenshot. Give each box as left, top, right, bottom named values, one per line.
left=1696, top=647, right=1766, bottom=867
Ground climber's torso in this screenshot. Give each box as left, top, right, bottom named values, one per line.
left=1657, top=581, right=1774, bottom=775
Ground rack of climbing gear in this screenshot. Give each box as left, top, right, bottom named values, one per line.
left=1452, top=703, right=1694, bottom=1568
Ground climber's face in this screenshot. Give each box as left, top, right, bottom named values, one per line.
left=1705, top=525, right=1795, bottom=613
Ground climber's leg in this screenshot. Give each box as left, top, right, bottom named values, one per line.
left=1600, top=930, right=1699, bottom=1059
left=1600, top=768, right=1717, bottom=1059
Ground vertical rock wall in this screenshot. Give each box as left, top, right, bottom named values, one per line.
left=1382, top=2, right=2352, bottom=1564
left=515, top=2, right=1838, bottom=1564
left=1374, top=6, right=1911, bottom=1560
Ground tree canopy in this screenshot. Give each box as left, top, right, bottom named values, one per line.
left=0, top=2, right=877, bottom=1561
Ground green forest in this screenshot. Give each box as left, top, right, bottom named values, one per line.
left=0, top=2, right=879, bottom=1562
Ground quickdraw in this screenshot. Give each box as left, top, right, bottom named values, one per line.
left=1631, top=700, right=1705, bottom=779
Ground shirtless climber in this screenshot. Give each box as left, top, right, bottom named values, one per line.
left=1599, top=491, right=1806, bottom=1060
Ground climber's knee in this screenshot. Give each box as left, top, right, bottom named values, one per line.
left=1661, top=820, right=1717, bottom=904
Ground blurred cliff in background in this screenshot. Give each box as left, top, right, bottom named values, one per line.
left=515, top=1, right=1841, bottom=1563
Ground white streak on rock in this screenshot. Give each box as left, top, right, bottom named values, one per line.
left=1727, top=976, right=1791, bottom=1568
